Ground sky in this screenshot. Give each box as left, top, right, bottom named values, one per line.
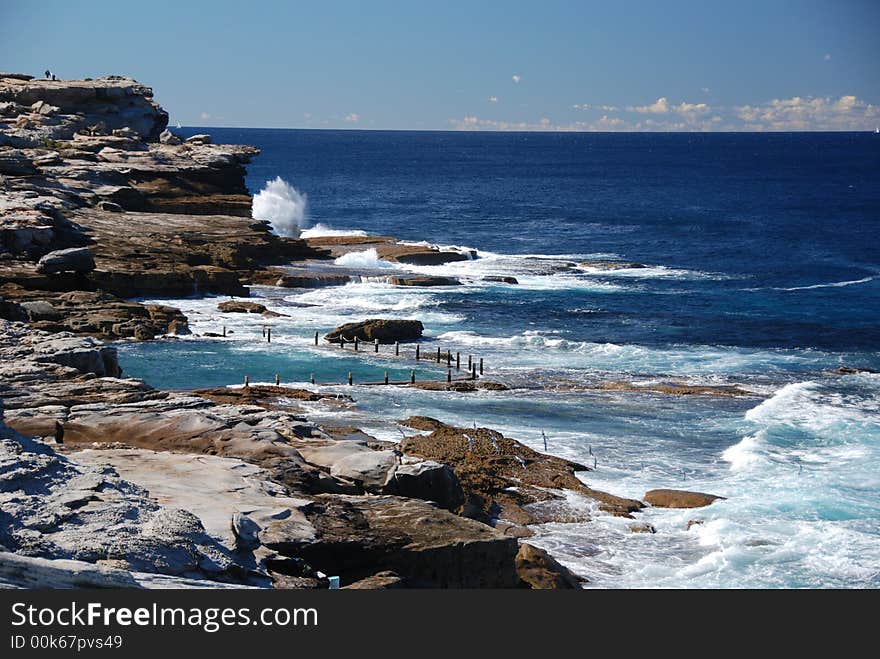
left=1, top=0, right=878, bottom=131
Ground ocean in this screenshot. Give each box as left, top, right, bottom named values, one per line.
left=118, top=128, right=880, bottom=588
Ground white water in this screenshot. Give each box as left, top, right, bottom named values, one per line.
left=251, top=177, right=308, bottom=237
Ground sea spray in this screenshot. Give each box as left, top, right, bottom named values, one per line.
left=252, top=176, right=308, bottom=237
left=334, top=248, right=396, bottom=269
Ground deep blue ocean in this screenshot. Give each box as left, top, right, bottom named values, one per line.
left=119, top=129, right=880, bottom=588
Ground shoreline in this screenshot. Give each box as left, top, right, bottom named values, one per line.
left=4, top=72, right=711, bottom=589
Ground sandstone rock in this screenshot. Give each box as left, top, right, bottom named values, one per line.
left=644, top=489, right=725, bottom=509
left=389, top=275, right=461, bottom=287
left=295, top=495, right=522, bottom=588
left=325, top=319, right=424, bottom=344
left=385, top=458, right=464, bottom=511
left=484, top=276, right=519, bottom=284
left=0, top=150, right=37, bottom=175
left=330, top=450, right=399, bottom=491
left=159, top=129, right=182, bottom=145
left=578, top=260, right=646, bottom=270
left=275, top=273, right=351, bottom=288
left=97, top=200, right=123, bottom=212
left=629, top=522, right=657, bottom=534
left=515, top=544, right=583, bottom=589
left=20, top=300, right=62, bottom=322
left=36, top=247, right=96, bottom=274
left=218, top=300, right=266, bottom=314
left=185, top=134, right=212, bottom=145
left=398, top=417, right=643, bottom=521
left=341, top=570, right=404, bottom=589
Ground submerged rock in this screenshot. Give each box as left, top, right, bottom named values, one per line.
left=644, top=489, right=725, bottom=509
left=325, top=319, right=424, bottom=344
left=389, top=275, right=461, bottom=287
left=218, top=300, right=266, bottom=314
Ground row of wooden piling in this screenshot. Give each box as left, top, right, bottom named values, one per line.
left=314, top=332, right=483, bottom=374
left=234, top=329, right=484, bottom=387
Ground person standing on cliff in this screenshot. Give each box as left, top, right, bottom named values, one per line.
left=44, top=69, right=50, bottom=79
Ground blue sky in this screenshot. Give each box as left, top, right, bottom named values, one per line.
left=2, top=0, right=878, bottom=130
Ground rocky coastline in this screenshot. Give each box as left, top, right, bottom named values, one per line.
left=0, top=73, right=723, bottom=589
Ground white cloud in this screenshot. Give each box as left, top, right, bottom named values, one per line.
left=488, top=96, right=499, bottom=103
left=734, top=95, right=878, bottom=130
left=630, top=97, right=669, bottom=114
left=512, top=74, right=521, bottom=84
left=344, top=113, right=360, bottom=123
left=451, top=93, right=878, bottom=132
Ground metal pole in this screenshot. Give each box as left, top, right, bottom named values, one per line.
left=480, top=358, right=484, bottom=375
left=436, top=346, right=441, bottom=363
left=348, top=372, right=353, bottom=386
left=267, top=327, right=271, bottom=343
left=274, top=374, right=280, bottom=386
left=314, top=331, right=318, bottom=346
left=410, top=370, right=415, bottom=384
left=384, top=371, right=389, bottom=385
left=310, top=373, right=315, bottom=385
left=222, top=326, right=226, bottom=337
left=456, top=352, right=460, bottom=370
left=354, top=337, right=359, bottom=352
left=244, top=375, right=249, bottom=387
left=395, top=341, right=399, bottom=356
left=374, top=338, right=379, bottom=353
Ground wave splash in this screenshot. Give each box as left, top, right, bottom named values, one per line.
left=334, top=248, right=396, bottom=269
left=252, top=176, right=308, bottom=237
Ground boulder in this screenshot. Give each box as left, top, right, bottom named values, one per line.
left=629, top=522, right=657, bottom=534
left=325, top=319, right=424, bottom=344
left=389, top=275, right=461, bottom=287
left=484, top=276, right=519, bottom=284
left=643, top=489, right=725, bottom=509
left=217, top=300, right=267, bottom=314
left=385, top=458, right=465, bottom=511
left=20, top=300, right=62, bottom=322
left=515, top=544, right=583, bottom=589
left=36, top=247, right=95, bottom=274
left=329, top=450, right=399, bottom=492
left=342, top=570, right=405, bottom=589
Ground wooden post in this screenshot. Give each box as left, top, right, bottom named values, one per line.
left=384, top=371, right=389, bottom=385
left=471, top=365, right=476, bottom=380
left=244, top=375, right=249, bottom=387
left=410, top=370, right=415, bottom=384
left=222, top=325, right=226, bottom=337
left=456, top=352, right=460, bottom=370
left=262, top=326, right=265, bottom=338
left=348, top=372, right=353, bottom=386
left=267, top=327, right=271, bottom=343
left=310, top=373, right=315, bottom=385
left=480, top=357, right=484, bottom=375
left=416, top=345, right=420, bottom=360
left=446, top=351, right=451, bottom=367
left=468, top=355, right=472, bottom=370
left=354, top=337, right=359, bottom=352
left=374, top=338, right=379, bottom=353
left=314, top=331, right=318, bottom=346
left=447, top=369, right=451, bottom=383
left=274, top=373, right=280, bottom=386
left=395, top=341, right=400, bottom=356
left=436, top=346, right=441, bottom=363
